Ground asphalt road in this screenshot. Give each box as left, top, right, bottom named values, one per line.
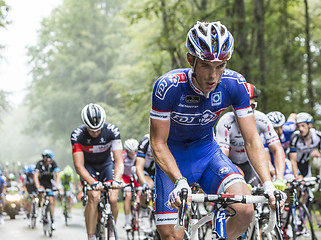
left=1, top=206, right=321, bottom=239
left=0, top=206, right=130, bottom=240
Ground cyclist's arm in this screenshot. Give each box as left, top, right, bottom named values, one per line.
left=54, top=171, right=61, bottom=188
left=150, top=118, right=182, bottom=183
left=289, top=152, right=300, bottom=179
left=72, top=151, right=96, bottom=185
left=268, top=142, right=285, bottom=181
left=112, top=148, right=124, bottom=182
left=136, top=156, right=147, bottom=185
left=33, top=171, right=41, bottom=189
left=237, top=114, right=271, bottom=183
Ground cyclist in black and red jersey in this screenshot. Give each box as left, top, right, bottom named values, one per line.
left=71, top=103, right=124, bottom=240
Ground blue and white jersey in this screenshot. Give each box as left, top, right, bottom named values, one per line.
left=263, top=120, right=296, bottom=163
left=150, top=68, right=252, bottom=143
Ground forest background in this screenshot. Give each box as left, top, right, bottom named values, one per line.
left=0, top=0, right=321, bottom=170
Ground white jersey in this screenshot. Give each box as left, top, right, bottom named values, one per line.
left=123, top=151, right=136, bottom=177
left=289, top=128, right=321, bottom=176
left=215, top=110, right=279, bottom=164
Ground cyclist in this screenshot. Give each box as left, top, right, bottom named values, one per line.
left=289, top=112, right=321, bottom=178
left=5, top=173, right=19, bottom=191
left=266, top=111, right=297, bottom=181
left=215, top=83, right=286, bottom=189
left=34, top=149, right=61, bottom=230
left=22, top=164, right=37, bottom=220
left=0, top=170, right=5, bottom=224
left=71, top=103, right=124, bottom=240
left=135, top=134, right=156, bottom=232
left=121, top=138, right=139, bottom=231
left=59, top=165, right=76, bottom=215
left=150, top=21, right=285, bottom=239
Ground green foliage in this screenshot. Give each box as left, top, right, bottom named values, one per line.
left=22, top=0, right=321, bottom=163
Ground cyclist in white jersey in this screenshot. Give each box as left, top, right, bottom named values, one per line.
left=121, top=139, right=139, bottom=231
left=289, top=112, right=321, bottom=178
left=135, top=134, right=155, bottom=232
left=216, top=83, right=285, bottom=188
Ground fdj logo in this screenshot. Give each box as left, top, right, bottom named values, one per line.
left=171, top=110, right=216, bottom=126
left=155, top=74, right=179, bottom=100
left=219, top=167, right=230, bottom=175
left=211, top=92, right=221, bottom=106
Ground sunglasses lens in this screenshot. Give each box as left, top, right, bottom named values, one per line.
left=202, top=52, right=215, bottom=61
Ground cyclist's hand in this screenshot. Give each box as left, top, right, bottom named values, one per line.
left=112, top=180, right=122, bottom=189
left=142, top=182, right=149, bottom=193
left=90, top=181, right=103, bottom=190
left=168, top=178, right=191, bottom=210
left=263, top=181, right=287, bottom=209
left=273, top=179, right=287, bottom=191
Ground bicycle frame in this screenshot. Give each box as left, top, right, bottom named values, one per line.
left=176, top=189, right=276, bottom=240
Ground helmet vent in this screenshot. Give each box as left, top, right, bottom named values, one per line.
left=199, top=39, right=210, bottom=53
left=198, top=25, right=206, bottom=36
left=222, top=39, right=228, bottom=52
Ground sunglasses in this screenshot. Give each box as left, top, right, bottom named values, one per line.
left=42, top=154, right=53, bottom=160
left=87, top=127, right=101, bottom=133
left=250, top=102, right=257, bottom=109
left=201, top=51, right=230, bottom=62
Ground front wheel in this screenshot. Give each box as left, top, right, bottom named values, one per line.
left=291, top=202, right=315, bottom=240
left=107, top=217, right=118, bottom=240
left=44, top=204, right=53, bottom=237
left=30, top=202, right=37, bottom=229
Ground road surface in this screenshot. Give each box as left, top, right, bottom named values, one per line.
left=0, top=206, right=130, bottom=240
left=1, top=206, right=320, bottom=239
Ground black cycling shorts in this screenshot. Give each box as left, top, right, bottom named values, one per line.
left=84, top=162, right=114, bottom=182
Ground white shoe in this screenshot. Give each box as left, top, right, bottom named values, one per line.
left=51, top=223, right=56, bottom=230
left=0, top=217, right=4, bottom=225
left=124, top=223, right=131, bottom=231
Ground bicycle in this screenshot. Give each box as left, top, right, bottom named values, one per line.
left=304, top=176, right=321, bottom=229
left=29, top=192, right=38, bottom=229
left=83, top=181, right=118, bottom=240
left=123, top=176, right=142, bottom=240
left=175, top=188, right=278, bottom=240
left=281, top=178, right=317, bottom=240
left=38, top=188, right=57, bottom=237
left=239, top=187, right=283, bottom=240
left=61, top=188, right=69, bottom=226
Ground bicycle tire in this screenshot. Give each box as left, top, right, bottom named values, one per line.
left=107, top=217, right=118, bottom=240
left=95, top=209, right=103, bottom=239
left=30, top=201, right=37, bottom=229
left=46, top=203, right=53, bottom=237
left=63, top=200, right=68, bottom=226
left=289, top=202, right=316, bottom=240
left=308, top=198, right=321, bottom=229
left=42, top=205, right=48, bottom=236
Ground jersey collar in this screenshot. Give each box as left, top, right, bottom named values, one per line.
left=188, top=69, right=204, bottom=96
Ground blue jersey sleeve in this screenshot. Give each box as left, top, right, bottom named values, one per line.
left=222, top=70, right=251, bottom=118
left=151, top=70, right=188, bottom=120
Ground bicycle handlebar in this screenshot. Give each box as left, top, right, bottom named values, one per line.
left=174, top=188, right=277, bottom=234
left=174, top=188, right=188, bottom=231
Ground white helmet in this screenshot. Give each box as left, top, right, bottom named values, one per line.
left=186, top=21, right=234, bottom=62
left=296, top=112, right=313, bottom=124
left=81, top=103, right=106, bottom=131
left=266, top=111, right=286, bottom=128
left=124, top=139, right=139, bottom=152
